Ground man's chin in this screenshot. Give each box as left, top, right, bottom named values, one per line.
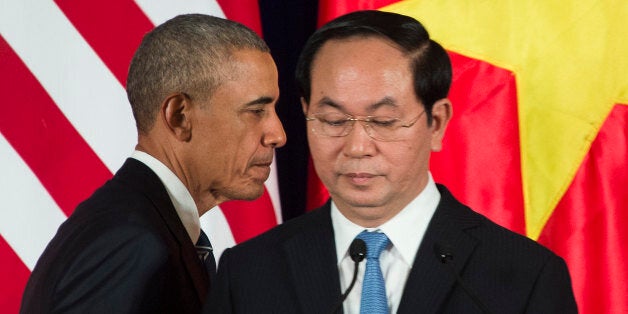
left=226, top=184, right=266, bottom=201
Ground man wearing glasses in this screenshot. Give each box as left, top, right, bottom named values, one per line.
left=208, top=10, right=576, bottom=313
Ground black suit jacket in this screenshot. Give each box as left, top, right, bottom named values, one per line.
left=207, top=185, right=577, bottom=313
left=21, top=158, right=209, bottom=314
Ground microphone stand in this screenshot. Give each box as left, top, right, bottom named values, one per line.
left=330, top=239, right=366, bottom=314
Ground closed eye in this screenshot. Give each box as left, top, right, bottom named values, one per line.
left=240, top=96, right=275, bottom=117
left=322, top=118, right=350, bottom=126
left=369, top=118, right=399, bottom=128
left=249, top=108, right=266, bottom=115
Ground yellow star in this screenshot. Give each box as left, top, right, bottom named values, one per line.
left=383, top=0, right=628, bottom=239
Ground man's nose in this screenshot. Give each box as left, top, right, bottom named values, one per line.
left=342, top=121, right=376, bottom=157
left=263, top=112, right=287, bottom=148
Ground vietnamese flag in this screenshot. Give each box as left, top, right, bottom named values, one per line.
left=316, top=1, right=628, bottom=313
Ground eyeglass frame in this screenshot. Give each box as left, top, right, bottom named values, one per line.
left=304, top=110, right=426, bottom=142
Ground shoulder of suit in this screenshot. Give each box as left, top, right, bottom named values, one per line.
left=463, top=207, right=562, bottom=265
left=227, top=205, right=330, bottom=253
left=436, top=184, right=560, bottom=260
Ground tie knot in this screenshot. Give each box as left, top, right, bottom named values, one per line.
left=196, top=230, right=212, bottom=248
left=356, top=231, right=389, bottom=259
left=195, top=230, right=217, bottom=279
left=196, top=230, right=213, bottom=261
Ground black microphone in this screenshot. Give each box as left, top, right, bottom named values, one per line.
left=330, top=238, right=367, bottom=314
left=434, top=243, right=493, bottom=314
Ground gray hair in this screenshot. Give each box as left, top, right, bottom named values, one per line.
left=126, top=14, right=269, bottom=133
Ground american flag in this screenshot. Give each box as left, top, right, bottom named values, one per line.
left=0, top=1, right=280, bottom=311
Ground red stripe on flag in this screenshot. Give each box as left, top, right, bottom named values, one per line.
left=317, top=0, right=398, bottom=26
left=216, top=0, right=263, bottom=37
left=431, top=52, right=526, bottom=235
left=54, top=0, right=154, bottom=86
left=538, top=104, right=628, bottom=314
left=0, top=236, right=30, bottom=313
left=219, top=188, right=278, bottom=243
left=0, top=36, right=113, bottom=216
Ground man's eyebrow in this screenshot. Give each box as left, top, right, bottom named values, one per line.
left=242, top=96, right=276, bottom=107
left=369, top=96, right=398, bottom=111
left=316, top=97, right=343, bottom=110
left=315, top=96, right=398, bottom=112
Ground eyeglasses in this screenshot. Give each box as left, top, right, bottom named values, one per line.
left=305, top=111, right=425, bottom=142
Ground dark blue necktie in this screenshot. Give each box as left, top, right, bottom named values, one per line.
left=196, top=230, right=217, bottom=281
left=356, top=230, right=390, bottom=314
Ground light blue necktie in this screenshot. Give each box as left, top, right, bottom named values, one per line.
left=356, top=230, right=390, bottom=314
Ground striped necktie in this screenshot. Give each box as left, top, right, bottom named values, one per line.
left=196, top=229, right=217, bottom=281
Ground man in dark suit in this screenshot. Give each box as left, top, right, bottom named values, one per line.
left=20, top=14, right=285, bottom=313
left=208, top=10, right=577, bottom=313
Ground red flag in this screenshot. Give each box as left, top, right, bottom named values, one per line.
left=538, top=105, right=628, bottom=312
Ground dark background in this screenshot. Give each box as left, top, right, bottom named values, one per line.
left=259, top=1, right=320, bottom=221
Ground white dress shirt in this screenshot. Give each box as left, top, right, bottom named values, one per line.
left=332, top=174, right=440, bottom=314
left=131, top=150, right=201, bottom=244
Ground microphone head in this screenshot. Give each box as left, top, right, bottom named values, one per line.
left=349, top=238, right=366, bottom=263
left=434, top=243, right=454, bottom=264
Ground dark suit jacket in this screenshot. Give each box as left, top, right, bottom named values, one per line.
left=207, top=185, right=577, bottom=313
left=21, top=158, right=209, bottom=314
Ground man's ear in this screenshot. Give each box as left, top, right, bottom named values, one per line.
left=161, top=93, right=192, bottom=142
left=301, top=97, right=309, bottom=115
left=430, top=98, right=453, bottom=152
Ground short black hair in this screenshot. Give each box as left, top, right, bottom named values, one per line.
left=295, top=10, right=452, bottom=124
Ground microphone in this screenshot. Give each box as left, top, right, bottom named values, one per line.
left=434, top=243, right=493, bottom=314
left=330, top=238, right=367, bottom=314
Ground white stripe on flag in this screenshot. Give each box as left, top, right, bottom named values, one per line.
left=134, top=0, right=226, bottom=26
left=0, top=0, right=136, bottom=174
left=200, top=207, right=236, bottom=262
left=0, top=134, right=68, bottom=270
left=267, top=155, right=282, bottom=224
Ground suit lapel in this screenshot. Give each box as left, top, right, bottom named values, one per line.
left=116, top=159, right=209, bottom=301
left=283, top=204, right=342, bottom=314
left=398, top=185, right=481, bottom=314
left=155, top=196, right=209, bottom=301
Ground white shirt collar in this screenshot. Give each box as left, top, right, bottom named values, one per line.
left=131, top=150, right=200, bottom=243
left=332, top=173, right=440, bottom=266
